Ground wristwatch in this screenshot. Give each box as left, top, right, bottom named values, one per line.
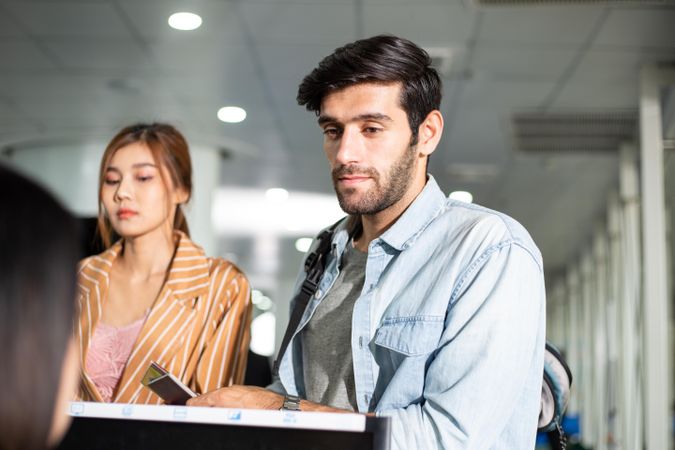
left=280, top=394, right=302, bottom=411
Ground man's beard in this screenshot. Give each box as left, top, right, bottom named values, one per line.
left=331, top=145, right=416, bottom=215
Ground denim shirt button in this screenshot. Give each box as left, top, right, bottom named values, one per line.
left=314, top=289, right=322, bottom=299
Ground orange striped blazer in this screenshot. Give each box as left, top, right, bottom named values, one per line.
left=76, top=231, right=252, bottom=404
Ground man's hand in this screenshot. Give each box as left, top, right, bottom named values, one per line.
left=187, top=385, right=283, bottom=409
left=187, top=385, right=354, bottom=414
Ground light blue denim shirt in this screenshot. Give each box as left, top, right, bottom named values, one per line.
left=270, top=176, right=546, bottom=450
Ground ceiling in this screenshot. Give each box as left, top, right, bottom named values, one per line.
left=1, top=0, right=674, bottom=289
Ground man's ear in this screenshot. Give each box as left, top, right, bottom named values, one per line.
left=416, top=110, right=444, bottom=157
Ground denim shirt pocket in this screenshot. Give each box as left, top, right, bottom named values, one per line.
left=371, top=316, right=444, bottom=409
left=373, top=316, right=444, bottom=356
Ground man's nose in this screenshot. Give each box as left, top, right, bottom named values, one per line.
left=335, top=128, right=362, bottom=166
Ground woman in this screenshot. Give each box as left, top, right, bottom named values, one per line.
left=77, top=123, right=252, bottom=404
left=0, top=165, right=81, bottom=449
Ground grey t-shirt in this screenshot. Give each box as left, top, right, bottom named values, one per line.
left=300, top=241, right=367, bottom=411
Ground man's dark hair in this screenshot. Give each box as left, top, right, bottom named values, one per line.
left=297, top=35, right=442, bottom=144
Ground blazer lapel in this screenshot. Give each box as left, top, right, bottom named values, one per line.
left=77, top=244, right=119, bottom=402
left=114, top=232, right=210, bottom=403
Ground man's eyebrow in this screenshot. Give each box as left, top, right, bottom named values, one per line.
left=317, top=115, right=337, bottom=126
left=317, top=113, right=393, bottom=126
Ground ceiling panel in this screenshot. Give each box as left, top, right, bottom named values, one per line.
left=44, top=38, right=153, bottom=72
left=240, top=2, right=357, bottom=45
left=256, top=43, right=339, bottom=83
left=149, top=40, right=257, bottom=78
left=3, top=1, right=131, bottom=38
left=0, top=40, right=58, bottom=71
left=362, top=4, right=475, bottom=45
left=0, top=121, right=41, bottom=141
left=594, top=8, right=675, bottom=48
left=0, top=100, right=16, bottom=116
left=574, top=47, right=675, bottom=83
left=181, top=104, right=277, bottom=138
left=17, top=0, right=106, bottom=2
left=238, top=0, right=355, bottom=3
left=19, top=94, right=183, bottom=121
left=472, top=44, right=577, bottom=81
left=0, top=10, right=24, bottom=37
left=0, top=73, right=175, bottom=104
left=364, top=0, right=464, bottom=4
left=552, top=79, right=638, bottom=109
left=453, top=77, right=557, bottom=111
left=478, top=5, right=606, bottom=46
left=116, top=0, right=246, bottom=42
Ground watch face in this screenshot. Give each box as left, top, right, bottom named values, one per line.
left=282, top=395, right=301, bottom=411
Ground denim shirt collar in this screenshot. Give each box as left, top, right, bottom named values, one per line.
left=332, top=175, right=447, bottom=253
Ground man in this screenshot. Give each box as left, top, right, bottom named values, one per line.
left=190, top=35, right=546, bottom=449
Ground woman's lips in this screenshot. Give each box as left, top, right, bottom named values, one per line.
left=117, top=208, right=138, bottom=219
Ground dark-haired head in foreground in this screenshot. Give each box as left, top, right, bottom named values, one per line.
left=0, top=165, right=81, bottom=450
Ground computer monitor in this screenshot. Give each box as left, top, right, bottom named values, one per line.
left=57, top=402, right=391, bottom=450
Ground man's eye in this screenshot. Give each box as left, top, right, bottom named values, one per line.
left=364, top=127, right=382, bottom=134
left=323, top=128, right=340, bottom=138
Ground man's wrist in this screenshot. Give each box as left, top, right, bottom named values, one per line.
left=280, top=394, right=302, bottom=411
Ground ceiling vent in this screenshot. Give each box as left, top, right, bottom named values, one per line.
left=511, top=110, right=637, bottom=153
left=445, top=163, right=500, bottom=182
left=472, top=0, right=673, bottom=5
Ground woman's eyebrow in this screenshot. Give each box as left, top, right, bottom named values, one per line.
left=106, top=163, right=158, bottom=172
left=132, top=163, right=158, bottom=169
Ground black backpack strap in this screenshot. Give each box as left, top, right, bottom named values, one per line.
left=272, top=220, right=342, bottom=376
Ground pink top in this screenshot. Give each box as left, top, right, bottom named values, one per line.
left=85, top=314, right=147, bottom=402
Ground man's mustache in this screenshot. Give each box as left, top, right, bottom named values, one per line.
left=332, top=165, right=379, bottom=181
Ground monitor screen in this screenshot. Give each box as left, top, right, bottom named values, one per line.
left=57, top=402, right=390, bottom=450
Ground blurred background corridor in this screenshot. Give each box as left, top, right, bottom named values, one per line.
left=0, top=0, right=673, bottom=448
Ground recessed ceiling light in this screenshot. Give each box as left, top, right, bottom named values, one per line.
left=265, top=188, right=289, bottom=202
left=168, top=12, right=202, bottom=31
left=295, top=238, right=313, bottom=253
left=449, top=190, right=473, bottom=203
left=217, top=106, right=247, bottom=123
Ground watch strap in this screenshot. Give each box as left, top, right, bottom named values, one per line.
left=281, top=394, right=302, bottom=411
